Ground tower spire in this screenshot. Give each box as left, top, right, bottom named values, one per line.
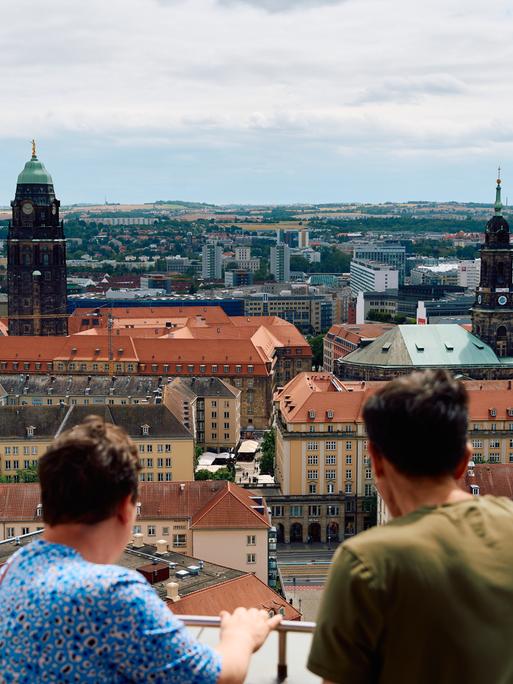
left=495, top=166, right=503, bottom=215
left=31, top=139, right=37, bottom=160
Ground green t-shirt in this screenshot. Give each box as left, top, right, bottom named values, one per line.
left=308, top=495, right=513, bottom=684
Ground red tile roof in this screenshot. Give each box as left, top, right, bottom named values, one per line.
left=168, top=574, right=301, bottom=620
left=192, top=482, right=269, bottom=529
left=459, top=464, right=513, bottom=498
left=0, top=482, right=270, bottom=530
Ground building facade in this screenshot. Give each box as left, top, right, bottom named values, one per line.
left=350, top=259, right=399, bottom=296
left=353, top=243, right=406, bottom=284
left=8, top=144, right=68, bottom=336
left=270, top=243, right=291, bottom=283
left=201, top=242, right=222, bottom=280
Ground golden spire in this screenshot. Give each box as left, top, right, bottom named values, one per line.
left=31, top=139, right=37, bottom=159
left=497, top=165, right=501, bottom=185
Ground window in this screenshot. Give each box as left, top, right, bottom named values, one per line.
left=6, top=527, right=14, bottom=538
left=306, top=441, right=318, bottom=450
left=345, top=469, right=352, bottom=480
left=165, top=472, right=172, bottom=481
left=176, top=364, right=182, bottom=373
left=148, top=525, right=156, bottom=536
left=472, top=440, right=483, bottom=448
left=165, top=457, right=172, bottom=467
left=200, top=365, right=206, bottom=373
left=4, top=447, right=10, bottom=455
left=290, top=505, right=302, bottom=517
left=365, top=468, right=373, bottom=479
left=157, top=473, right=164, bottom=481
left=309, top=425, right=315, bottom=433
left=146, top=444, right=153, bottom=453
left=325, top=454, right=336, bottom=465
left=147, top=473, right=153, bottom=481
left=212, top=364, right=218, bottom=373
left=364, top=483, right=374, bottom=496
left=490, top=440, right=500, bottom=448
left=247, top=553, right=256, bottom=564
left=325, top=441, right=337, bottom=450
left=211, top=411, right=217, bottom=418
left=247, top=535, right=256, bottom=545
left=345, top=454, right=352, bottom=464
left=224, top=411, right=230, bottom=418
left=248, top=365, right=254, bottom=373
left=307, top=455, right=318, bottom=465
left=271, top=505, right=284, bottom=517
left=345, top=441, right=352, bottom=450
left=165, top=444, right=171, bottom=452
left=162, top=527, right=169, bottom=536
left=510, top=454, right=513, bottom=463
left=22, top=527, right=30, bottom=536
left=139, top=444, right=145, bottom=453
left=308, top=505, right=321, bottom=516
left=157, top=444, right=164, bottom=452
left=327, top=505, right=339, bottom=516
left=345, top=482, right=352, bottom=494
left=173, top=534, right=187, bottom=547
left=223, top=365, right=230, bottom=373
left=489, top=453, right=501, bottom=463
left=157, top=458, right=163, bottom=468
left=188, top=365, right=194, bottom=373
left=235, top=365, right=242, bottom=373
left=325, top=470, right=336, bottom=480
left=307, top=470, right=318, bottom=480
left=309, top=483, right=317, bottom=494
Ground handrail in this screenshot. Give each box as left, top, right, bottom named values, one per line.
left=179, top=615, right=316, bottom=682
left=0, top=529, right=44, bottom=546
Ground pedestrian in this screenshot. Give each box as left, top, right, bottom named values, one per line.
left=1, top=416, right=281, bottom=683
left=308, top=370, right=513, bottom=684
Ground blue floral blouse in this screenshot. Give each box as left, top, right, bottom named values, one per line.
left=0, top=539, right=221, bottom=683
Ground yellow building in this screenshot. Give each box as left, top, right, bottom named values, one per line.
left=0, top=404, right=194, bottom=483
left=164, top=377, right=241, bottom=452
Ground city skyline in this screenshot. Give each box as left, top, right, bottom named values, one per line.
left=1, top=0, right=512, bottom=205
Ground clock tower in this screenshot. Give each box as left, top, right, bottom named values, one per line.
left=471, top=171, right=513, bottom=356
left=7, top=142, right=68, bottom=336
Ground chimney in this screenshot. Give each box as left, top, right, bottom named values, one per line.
left=166, top=582, right=181, bottom=602
left=156, top=539, right=168, bottom=554
left=133, top=532, right=144, bottom=548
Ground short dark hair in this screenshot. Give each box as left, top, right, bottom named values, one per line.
left=362, top=370, right=468, bottom=477
left=38, top=415, right=141, bottom=526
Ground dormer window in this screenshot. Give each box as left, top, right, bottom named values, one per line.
left=489, top=408, right=497, bottom=417
left=26, top=425, right=36, bottom=438
left=308, top=409, right=316, bottom=420
left=36, top=503, right=43, bottom=517
left=470, top=484, right=480, bottom=496
left=326, top=409, right=334, bottom=419
left=141, top=424, right=150, bottom=436
left=136, top=502, right=142, bottom=516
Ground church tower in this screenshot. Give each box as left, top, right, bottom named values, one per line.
left=8, top=142, right=68, bottom=336
left=471, top=171, right=513, bottom=356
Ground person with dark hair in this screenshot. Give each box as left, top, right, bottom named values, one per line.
left=0, top=416, right=281, bottom=683
left=308, top=370, right=513, bottom=684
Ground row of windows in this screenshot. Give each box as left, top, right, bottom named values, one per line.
left=137, top=444, right=173, bottom=453
left=139, top=473, right=173, bottom=481
left=0, top=361, right=259, bottom=375
left=138, top=458, right=172, bottom=468
left=5, top=526, right=44, bottom=538
left=306, top=440, right=357, bottom=450
left=272, top=504, right=344, bottom=517
left=133, top=526, right=187, bottom=546
left=3, top=460, right=38, bottom=470
left=4, top=447, right=39, bottom=455
left=307, top=455, right=355, bottom=465
left=473, top=453, right=513, bottom=463
left=305, top=482, right=375, bottom=495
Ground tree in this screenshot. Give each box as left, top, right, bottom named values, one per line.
left=260, top=429, right=275, bottom=476
left=16, top=465, right=39, bottom=483
left=307, top=334, right=324, bottom=369
left=194, top=468, right=234, bottom=481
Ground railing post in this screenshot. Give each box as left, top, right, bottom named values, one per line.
left=277, top=629, right=287, bottom=682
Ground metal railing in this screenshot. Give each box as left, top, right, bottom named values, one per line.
left=180, top=615, right=316, bottom=682
left=0, top=529, right=44, bottom=546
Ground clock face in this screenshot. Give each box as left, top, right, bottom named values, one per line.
left=498, top=295, right=508, bottom=306
left=21, top=202, right=33, bottom=216
left=477, top=295, right=482, bottom=304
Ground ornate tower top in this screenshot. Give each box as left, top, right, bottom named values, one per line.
left=16, top=141, right=53, bottom=187
left=495, top=166, right=503, bottom=216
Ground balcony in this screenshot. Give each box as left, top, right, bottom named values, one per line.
left=182, top=616, right=317, bottom=683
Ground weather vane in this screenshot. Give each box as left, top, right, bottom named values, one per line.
left=31, top=139, right=37, bottom=158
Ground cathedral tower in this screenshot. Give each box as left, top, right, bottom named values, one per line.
left=471, top=171, right=513, bottom=356
left=8, top=142, right=68, bottom=336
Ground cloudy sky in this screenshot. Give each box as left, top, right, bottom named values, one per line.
left=1, top=0, right=512, bottom=205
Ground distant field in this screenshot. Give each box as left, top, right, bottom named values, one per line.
left=219, top=222, right=308, bottom=231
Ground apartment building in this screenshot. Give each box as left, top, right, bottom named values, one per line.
left=0, top=481, right=273, bottom=584
left=244, top=293, right=333, bottom=335
left=323, top=323, right=395, bottom=373
left=164, top=377, right=241, bottom=451
left=0, top=404, right=194, bottom=484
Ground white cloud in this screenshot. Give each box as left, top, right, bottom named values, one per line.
left=1, top=0, right=513, bottom=201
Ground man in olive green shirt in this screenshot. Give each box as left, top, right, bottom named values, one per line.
left=308, top=369, right=513, bottom=684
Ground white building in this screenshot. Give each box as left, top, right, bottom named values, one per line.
left=270, top=243, right=291, bottom=283
left=234, top=246, right=251, bottom=261
left=410, top=263, right=459, bottom=286
left=350, top=259, right=399, bottom=296
left=458, top=259, right=481, bottom=292
left=202, top=242, right=222, bottom=280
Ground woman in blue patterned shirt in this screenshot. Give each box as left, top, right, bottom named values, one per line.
left=0, top=416, right=281, bottom=683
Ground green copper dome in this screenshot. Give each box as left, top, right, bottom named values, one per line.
left=16, top=142, right=53, bottom=186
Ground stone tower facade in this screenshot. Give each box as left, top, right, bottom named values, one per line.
left=471, top=174, right=513, bottom=357
left=8, top=143, right=68, bottom=336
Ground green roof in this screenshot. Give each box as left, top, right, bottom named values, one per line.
left=17, top=154, right=53, bottom=186
left=342, top=324, right=502, bottom=369
left=308, top=274, right=338, bottom=287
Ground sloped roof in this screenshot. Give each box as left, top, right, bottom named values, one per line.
left=191, top=482, right=270, bottom=529
left=0, top=406, right=68, bottom=438
left=0, top=484, right=41, bottom=521
left=168, top=574, right=301, bottom=620
left=459, top=464, right=513, bottom=498
left=342, top=324, right=501, bottom=369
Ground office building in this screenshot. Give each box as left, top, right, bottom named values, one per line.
left=201, top=242, right=222, bottom=280
left=353, top=243, right=406, bottom=284
left=350, top=259, right=399, bottom=296
left=270, top=243, right=290, bottom=283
